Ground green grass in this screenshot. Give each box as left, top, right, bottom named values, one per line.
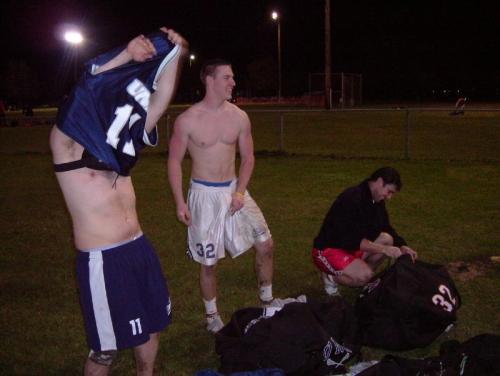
left=1, top=109, right=500, bottom=374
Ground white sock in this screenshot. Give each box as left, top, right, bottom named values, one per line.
left=203, top=298, right=218, bottom=317
left=259, top=284, right=273, bottom=302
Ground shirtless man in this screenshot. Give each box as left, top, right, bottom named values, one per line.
left=167, top=59, right=274, bottom=333
left=50, top=28, right=187, bottom=375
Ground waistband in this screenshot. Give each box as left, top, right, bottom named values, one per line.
left=78, top=232, right=144, bottom=253
left=190, top=178, right=237, bottom=191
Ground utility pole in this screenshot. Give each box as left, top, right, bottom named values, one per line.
left=324, top=0, right=332, bottom=109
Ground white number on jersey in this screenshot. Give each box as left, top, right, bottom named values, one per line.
left=431, top=284, right=457, bottom=312
left=105, top=79, right=151, bottom=156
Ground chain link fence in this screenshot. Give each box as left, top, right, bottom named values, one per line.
left=2, top=108, right=499, bottom=162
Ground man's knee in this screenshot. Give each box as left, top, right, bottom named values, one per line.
left=376, top=232, right=394, bottom=246
left=256, top=238, right=273, bottom=257
left=356, top=268, right=374, bottom=285
left=201, top=264, right=217, bottom=277
left=342, top=261, right=374, bottom=286
left=88, top=349, right=117, bottom=367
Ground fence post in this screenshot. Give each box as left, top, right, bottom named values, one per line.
left=405, top=109, right=410, bottom=159
left=279, top=112, right=284, bottom=152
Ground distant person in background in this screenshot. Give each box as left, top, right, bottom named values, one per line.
left=50, top=28, right=187, bottom=375
left=451, top=97, right=467, bottom=115
left=312, top=167, right=417, bottom=294
left=167, top=59, right=275, bottom=333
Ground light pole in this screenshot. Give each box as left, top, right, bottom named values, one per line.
left=271, top=11, right=282, bottom=103
left=189, top=53, right=196, bottom=68
left=63, top=29, right=84, bottom=81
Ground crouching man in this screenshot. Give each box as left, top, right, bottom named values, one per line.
left=312, top=167, right=417, bottom=295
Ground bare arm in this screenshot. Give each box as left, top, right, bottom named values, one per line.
left=93, top=34, right=158, bottom=74
left=167, top=115, right=191, bottom=225
left=145, top=28, right=188, bottom=133
left=360, top=238, right=402, bottom=259
left=230, top=112, right=255, bottom=213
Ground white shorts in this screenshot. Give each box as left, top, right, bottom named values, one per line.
left=187, top=179, right=272, bottom=266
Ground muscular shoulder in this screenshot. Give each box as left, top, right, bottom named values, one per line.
left=225, top=102, right=250, bottom=130
left=228, top=102, right=248, bottom=119
left=173, top=105, right=200, bottom=133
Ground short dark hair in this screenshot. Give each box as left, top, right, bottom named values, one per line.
left=200, top=58, right=232, bottom=85
left=369, top=167, right=402, bottom=190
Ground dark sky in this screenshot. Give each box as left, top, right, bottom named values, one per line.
left=2, top=0, right=500, bottom=101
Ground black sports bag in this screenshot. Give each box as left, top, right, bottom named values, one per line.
left=355, top=255, right=461, bottom=350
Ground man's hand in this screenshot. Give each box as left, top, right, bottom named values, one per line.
left=382, top=246, right=403, bottom=259
left=400, top=245, right=418, bottom=262
left=176, top=202, right=191, bottom=226
left=229, top=192, right=245, bottom=215
left=160, top=27, right=189, bottom=52
left=127, top=34, right=157, bottom=62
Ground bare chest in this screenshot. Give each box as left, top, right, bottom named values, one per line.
left=189, top=118, right=240, bottom=149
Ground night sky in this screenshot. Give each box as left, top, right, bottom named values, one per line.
left=1, top=0, right=500, bottom=103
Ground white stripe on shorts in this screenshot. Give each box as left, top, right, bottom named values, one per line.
left=88, top=251, right=117, bottom=351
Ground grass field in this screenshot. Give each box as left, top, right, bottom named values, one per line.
left=1, top=109, right=499, bottom=374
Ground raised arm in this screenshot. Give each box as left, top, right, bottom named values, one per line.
left=145, top=28, right=188, bottom=133
left=93, top=33, right=158, bottom=74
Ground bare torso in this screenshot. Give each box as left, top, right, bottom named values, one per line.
left=184, top=101, right=244, bottom=181
left=50, top=126, right=141, bottom=250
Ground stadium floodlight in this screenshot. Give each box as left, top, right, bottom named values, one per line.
left=271, top=11, right=282, bottom=103
left=64, top=30, right=84, bottom=45
left=62, top=28, right=84, bottom=81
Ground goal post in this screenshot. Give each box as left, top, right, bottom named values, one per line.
left=308, top=72, right=363, bottom=107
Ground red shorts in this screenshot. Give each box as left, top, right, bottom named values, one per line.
left=312, top=247, right=364, bottom=276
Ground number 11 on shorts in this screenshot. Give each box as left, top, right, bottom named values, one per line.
left=129, top=318, right=142, bottom=335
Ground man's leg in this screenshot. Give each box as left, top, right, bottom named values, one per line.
left=364, top=232, right=393, bottom=271
left=254, top=238, right=274, bottom=304
left=200, top=264, right=217, bottom=302
left=200, top=264, right=223, bottom=332
left=133, top=332, right=160, bottom=376
left=84, top=358, right=110, bottom=376
left=334, top=259, right=374, bottom=287
left=337, top=232, right=394, bottom=286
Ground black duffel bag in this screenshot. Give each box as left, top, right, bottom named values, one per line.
left=355, top=254, right=461, bottom=350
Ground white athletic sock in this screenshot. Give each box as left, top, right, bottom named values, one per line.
left=203, top=298, right=218, bottom=316
left=322, top=273, right=339, bottom=295
left=259, top=284, right=273, bottom=302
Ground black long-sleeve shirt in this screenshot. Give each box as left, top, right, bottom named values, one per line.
left=313, top=180, right=406, bottom=252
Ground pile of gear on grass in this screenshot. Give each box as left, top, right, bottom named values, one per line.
left=196, top=255, right=500, bottom=376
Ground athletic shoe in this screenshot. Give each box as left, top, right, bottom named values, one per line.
left=206, top=313, right=224, bottom=333
left=322, top=273, right=340, bottom=296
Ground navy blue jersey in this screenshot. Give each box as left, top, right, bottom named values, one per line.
left=57, top=31, right=180, bottom=175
